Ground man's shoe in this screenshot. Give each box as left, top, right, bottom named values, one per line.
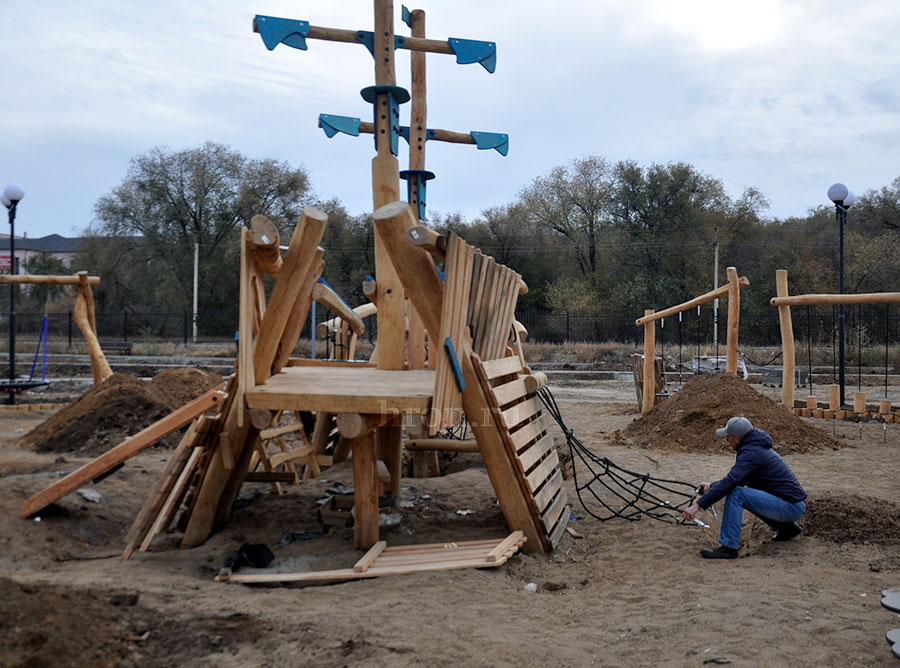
left=772, top=522, right=802, bottom=542
left=699, top=545, right=738, bottom=559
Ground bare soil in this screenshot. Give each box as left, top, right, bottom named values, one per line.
left=1, top=377, right=898, bottom=667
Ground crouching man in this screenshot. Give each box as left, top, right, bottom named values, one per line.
left=682, top=416, right=807, bottom=560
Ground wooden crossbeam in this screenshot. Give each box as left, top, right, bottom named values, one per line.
left=0, top=274, right=100, bottom=285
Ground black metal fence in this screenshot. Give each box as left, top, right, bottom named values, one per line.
left=3, top=305, right=899, bottom=357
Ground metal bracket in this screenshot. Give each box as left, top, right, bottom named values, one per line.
left=470, top=131, right=509, bottom=156
left=254, top=15, right=310, bottom=51
left=360, top=85, right=410, bottom=156
left=355, top=31, right=407, bottom=58
left=399, top=169, right=436, bottom=221
left=318, top=114, right=361, bottom=138
left=448, top=38, right=497, bottom=73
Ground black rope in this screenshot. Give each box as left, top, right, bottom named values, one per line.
left=737, top=348, right=783, bottom=367
left=537, top=387, right=699, bottom=524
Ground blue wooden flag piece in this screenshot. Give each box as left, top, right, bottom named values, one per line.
left=319, top=114, right=361, bottom=138
left=448, top=38, right=497, bottom=73
left=402, top=5, right=412, bottom=27
left=470, top=131, right=509, bottom=156
left=255, top=15, right=310, bottom=51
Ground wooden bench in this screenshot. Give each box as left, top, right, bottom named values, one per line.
left=99, top=341, right=133, bottom=355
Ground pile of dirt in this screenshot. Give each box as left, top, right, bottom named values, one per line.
left=803, top=491, right=900, bottom=546
left=615, top=373, right=844, bottom=454
left=150, top=368, right=224, bottom=407
left=22, top=369, right=224, bottom=455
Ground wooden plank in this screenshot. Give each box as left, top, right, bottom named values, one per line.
left=286, top=358, right=377, bottom=368
left=21, top=388, right=224, bottom=519
left=490, top=377, right=529, bottom=408
left=486, top=531, right=525, bottom=562
left=541, top=488, right=567, bottom=533
left=139, top=446, right=202, bottom=552
left=380, top=538, right=501, bottom=554
left=478, top=355, right=524, bottom=382
left=246, top=366, right=435, bottom=414
left=268, top=446, right=314, bottom=469
left=123, top=421, right=201, bottom=556
left=532, top=468, right=563, bottom=514
left=353, top=540, right=387, bottom=573
left=259, top=422, right=303, bottom=440
left=516, top=433, right=556, bottom=474
left=508, top=413, right=552, bottom=453
left=472, top=257, right=496, bottom=357
left=642, top=312, right=656, bottom=414
left=499, top=396, right=541, bottom=432
left=465, top=347, right=545, bottom=553
left=526, top=449, right=560, bottom=494
left=254, top=207, right=327, bottom=384
left=547, top=502, right=570, bottom=549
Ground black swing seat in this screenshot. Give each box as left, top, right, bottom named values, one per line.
left=0, top=379, right=51, bottom=394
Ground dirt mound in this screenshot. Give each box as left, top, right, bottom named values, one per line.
left=22, top=370, right=224, bottom=455
left=803, top=491, right=900, bottom=546
left=0, top=578, right=264, bottom=668
left=616, top=373, right=844, bottom=454
left=151, top=368, right=224, bottom=406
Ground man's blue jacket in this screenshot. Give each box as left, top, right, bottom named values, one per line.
left=698, top=428, right=807, bottom=509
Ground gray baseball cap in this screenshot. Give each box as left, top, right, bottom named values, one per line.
left=716, top=416, right=754, bottom=438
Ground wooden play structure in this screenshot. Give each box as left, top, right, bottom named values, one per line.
left=21, top=2, right=567, bottom=570
left=0, top=271, right=113, bottom=388
left=770, top=268, right=900, bottom=422
left=635, top=267, right=750, bottom=413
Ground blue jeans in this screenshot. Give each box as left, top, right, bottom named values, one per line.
left=718, top=486, right=806, bottom=549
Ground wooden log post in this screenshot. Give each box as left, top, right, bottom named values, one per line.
left=249, top=214, right=283, bottom=277
left=642, top=310, right=655, bottom=414
left=73, top=273, right=113, bottom=386
left=854, top=392, right=866, bottom=414
left=806, top=396, right=817, bottom=410
left=726, top=266, right=740, bottom=375
left=352, top=430, right=380, bottom=550
left=829, top=384, right=840, bottom=412
left=775, top=270, right=795, bottom=409
left=879, top=399, right=892, bottom=415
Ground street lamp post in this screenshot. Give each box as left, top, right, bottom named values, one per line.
left=3, top=183, right=25, bottom=405
left=827, top=182, right=855, bottom=407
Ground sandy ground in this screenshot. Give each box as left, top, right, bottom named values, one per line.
left=1, top=379, right=899, bottom=667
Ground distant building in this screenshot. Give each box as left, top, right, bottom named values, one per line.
left=0, top=234, right=82, bottom=274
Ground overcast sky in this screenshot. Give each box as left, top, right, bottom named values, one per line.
left=2, top=0, right=899, bottom=239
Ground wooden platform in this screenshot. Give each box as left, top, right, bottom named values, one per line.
left=218, top=532, right=525, bottom=584
left=245, top=365, right=436, bottom=414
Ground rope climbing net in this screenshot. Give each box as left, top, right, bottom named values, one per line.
left=537, top=387, right=699, bottom=524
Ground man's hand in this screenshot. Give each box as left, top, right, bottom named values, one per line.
left=682, top=503, right=700, bottom=522
left=697, top=482, right=711, bottom=494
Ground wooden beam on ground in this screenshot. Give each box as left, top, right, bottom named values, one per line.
left=21, top=388, right=225, bottom=519
left=775, top=270, right=795, bottom=409
left=635, top=276, right=750, bottom=325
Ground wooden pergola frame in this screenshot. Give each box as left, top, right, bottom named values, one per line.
left=634, top=267, right=750, bottom=414
left=770, top=268, right=900, bottom=409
